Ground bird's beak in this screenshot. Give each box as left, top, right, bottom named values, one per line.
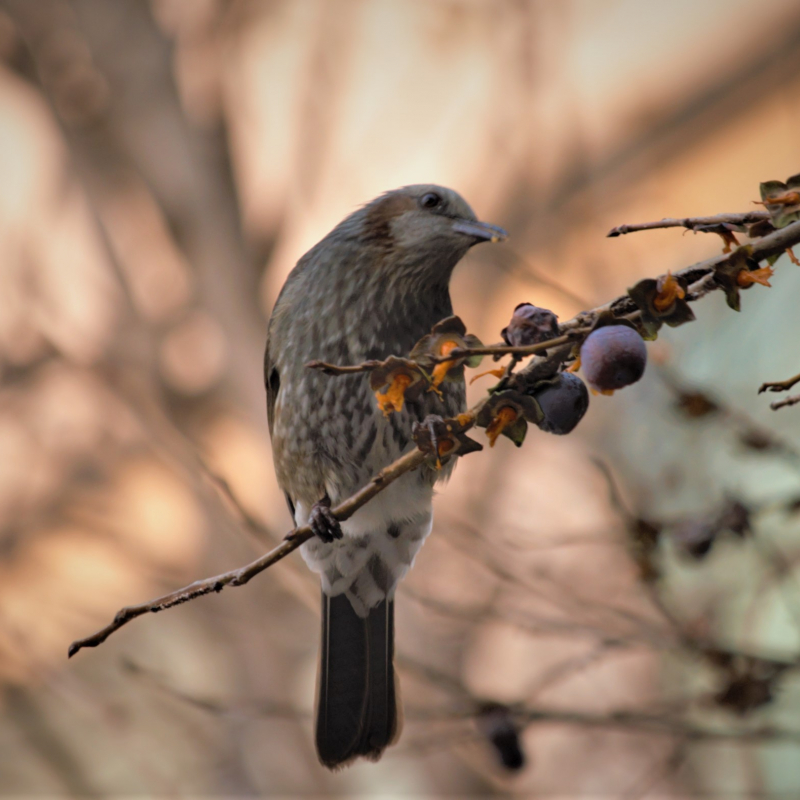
left=451, top=219, right=508, bottom=244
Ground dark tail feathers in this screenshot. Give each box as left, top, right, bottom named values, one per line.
left=315, top=592, right=400, bottom=769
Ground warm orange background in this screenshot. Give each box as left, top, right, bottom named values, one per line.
left=2, top=0, right=800, bottom=795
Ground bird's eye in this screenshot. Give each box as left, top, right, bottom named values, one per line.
left=420, top=192, right=442, bottom=210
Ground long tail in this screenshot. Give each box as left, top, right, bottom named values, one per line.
left=315, top=592, right=400, bottom=769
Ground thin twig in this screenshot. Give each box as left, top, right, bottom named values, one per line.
left=760, top=371, right=800, bottom=394
left=771, top=393, right=800, bottom=411
left=607, top=211, right=770, bottom=237
left=68, top=445, right=429, bottom=656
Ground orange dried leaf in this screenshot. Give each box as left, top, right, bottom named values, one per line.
left=755, top=190, right=800, bottom=207
left=653, top=272, right=685, bottom=312
left=430, top=339, right=460, bottom=389
left=469, top=367, right=506, bottom=385
left=717, top=230, right=739, bottom=254
left=438, top=439, right=455, bottom=456
left=567, top=356, right=581, bottom=373
left=736, top=266, right=774, bottom=288
left=787, top=248, right=800, bottom=266
left=485, top=406, right=518, bottom=447
left=375, top=372, right=413, bottom=417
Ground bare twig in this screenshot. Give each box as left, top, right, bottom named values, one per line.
left=771, top=393, right=800, bottom=411
left=68, top=445, right=430, bottom=656
left=607, top=211, right=770, bottom=237
left=760, top=372, right=800, bottom=394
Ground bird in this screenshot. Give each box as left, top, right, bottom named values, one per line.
left=264, top=184, right=506, bottom=769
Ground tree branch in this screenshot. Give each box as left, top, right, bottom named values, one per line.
left=607, top=211, right=770, bottom=237
left=760, top=371, right=800, bottom=394
left=68, top=445, right=429, bottom=656
left=68, top=214, right=800, bottom=658
left=445, top=217, right=800, bottom=362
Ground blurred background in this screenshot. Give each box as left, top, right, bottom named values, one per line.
left=1, top=0, right=800, bottom=795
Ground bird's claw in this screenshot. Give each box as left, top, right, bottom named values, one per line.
left=308, top=496, right=343, bottom=543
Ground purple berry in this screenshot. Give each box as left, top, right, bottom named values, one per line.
left=502, top=303, right=559, bottom=347
left=580, top=326, right=647, bottom=392
left=533, top=372, right=589, bottom=435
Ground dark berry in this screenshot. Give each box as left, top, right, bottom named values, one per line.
left=580, top=326, right=647, bottom=392
left=476, top=704, right=526, bottom=771
left=502, top=303, right=559, bottom=347
left=533, top=372, right=589, bottom=435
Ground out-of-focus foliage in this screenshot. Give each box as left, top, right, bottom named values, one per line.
left=2, top=0, right=800, bottom=796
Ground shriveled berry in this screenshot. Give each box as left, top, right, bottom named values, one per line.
left=533, top=372, right=589, bottom=435
left=580, top=326, right=647, bottom=392
left=502, top=303, right=559, bottom=347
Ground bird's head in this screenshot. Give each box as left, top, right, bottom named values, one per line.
left=355, top=184, right=507, bottom=285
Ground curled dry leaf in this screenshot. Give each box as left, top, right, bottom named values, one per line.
left=409, top=315, right=483, bottom=395
left=475, top=389, right=543, bottom=447
left=411, top=413, right=482, bottom=469
left=693, top=222, right=740, bottom=253
left=756, top=174, right=800, bottom=229
left=712, top=247, right=773, bottom=311
left=368, top=357, right=428, bottom=417
left=736, top=265, right=774, bottom=287
left=627, top=275, right=695, bottom=336
left=653, top=271, right=686, bottom=312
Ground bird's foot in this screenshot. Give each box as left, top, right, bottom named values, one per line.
left=308, top=495, right=343, bottom=543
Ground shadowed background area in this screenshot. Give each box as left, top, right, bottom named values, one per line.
left=2, top=0, right=800, bottom=795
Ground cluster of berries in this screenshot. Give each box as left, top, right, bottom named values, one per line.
left=502, top=303, right=648, bottom=435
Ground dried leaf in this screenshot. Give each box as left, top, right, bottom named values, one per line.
left=411, top=414, right=482, bottom=468
left=736, top=266, right=774, bottom=288
left=628, top=276, right=695, bottom=329
left=694, top=223, right=740, bottom=253
left=475, top=389, right=543, bottom=448
left=756, top=174, right=800, bottom=229
left=713, top=247, right=758, bottom=311
left=745, top=219, right=776, bottom=239
left=653, top=272, right=686, bottom=311
left=409, top=316, right=484, bottom=383
left=368, top=357, right=427, bottom=416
